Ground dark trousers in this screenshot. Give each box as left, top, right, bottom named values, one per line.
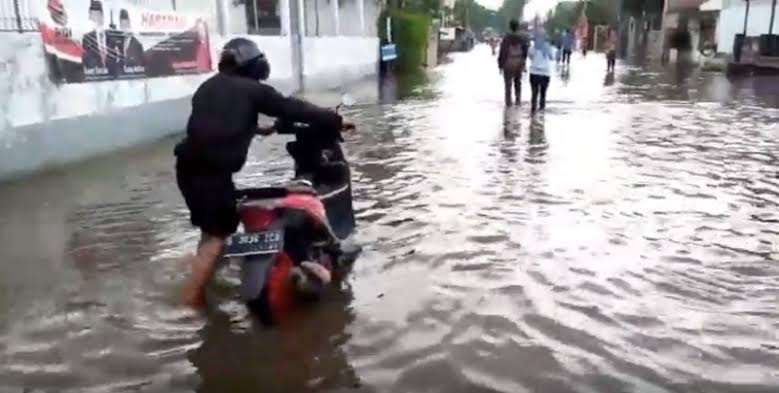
left=503, top=72, right=521, bottom=105
left=607, top=50, right=616, bottom=71
left=562, top=49, right=572, bottom=64
left=529, top=74, right=550, bottom=112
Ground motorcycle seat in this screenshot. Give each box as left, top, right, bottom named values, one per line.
left=235, top=187, right=288, bottom=201
left=284, top=179, right=318, bottom=196
left=235, top=180, right=319, bottom=202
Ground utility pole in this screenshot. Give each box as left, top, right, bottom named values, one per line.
left=465, top=0, right=470, bottom=28
left=616, top=0, right=624, bottom=57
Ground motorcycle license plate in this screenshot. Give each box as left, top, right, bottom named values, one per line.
left=224, top=229, right=284, bottom=257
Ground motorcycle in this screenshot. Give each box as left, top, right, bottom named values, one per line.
left=222, top=96, right=360, bottom=322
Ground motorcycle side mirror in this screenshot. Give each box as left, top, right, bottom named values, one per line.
left=341, top=93, right=355, bottom=107
left=336, top=93, right=355, bottom=113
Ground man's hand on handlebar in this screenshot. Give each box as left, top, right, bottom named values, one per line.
left=342, top=121, right=356, bottom=132
left=255, top=125, right=276, bottom=136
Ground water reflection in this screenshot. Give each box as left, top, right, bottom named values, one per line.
left=191, top=290, right=360, bottom=393
left=502, top=107, right=520, bottom=140
left=527, top=115, right=548, bottom=161
left=604, top=72, right=615, bottom=86
left=0, top=46, right=777, bottom=393
left=559, top=67, right=571, bottom=84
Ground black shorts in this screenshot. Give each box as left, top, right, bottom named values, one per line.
left=176, top=163, right=239, bottom=237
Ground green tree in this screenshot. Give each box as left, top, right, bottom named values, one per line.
left=544, top=1, right=579, bottom=37
left=586, top=0, right=619, bottom=26
left=623, top=0, right=664, bottom=17
left=496, top=0, right=526, bottom=31
left=402, top=0, right=443, bottom=15
left=452, top=0, right=499, bottom=32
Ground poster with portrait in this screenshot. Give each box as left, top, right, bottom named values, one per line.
left=40, top=0, right=212, bottom=83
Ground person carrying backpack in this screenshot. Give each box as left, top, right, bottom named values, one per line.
left=498, top=19, right=529, bottom=106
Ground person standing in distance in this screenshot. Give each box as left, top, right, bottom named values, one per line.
left=606, top=26, right=617, bottom=73
left=560, top=28, right=575, bottom=67
left=528, top=29, right=554, bottom=114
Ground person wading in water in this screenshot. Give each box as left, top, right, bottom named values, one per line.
left=606, top=27, right=617, bottom=73
left=497, top=19, right=529, bottom=106
left=528, top=29, right=554, bottom=114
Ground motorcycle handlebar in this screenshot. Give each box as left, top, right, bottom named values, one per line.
left=273, top=119, right=345, bottom=142
left=274, top=119, right=309, bottom=135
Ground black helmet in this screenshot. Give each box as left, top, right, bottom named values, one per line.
left=218, top=37, right=270, bottom=81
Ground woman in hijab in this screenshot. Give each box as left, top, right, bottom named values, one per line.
left=528, top=28, right=554, bottom=114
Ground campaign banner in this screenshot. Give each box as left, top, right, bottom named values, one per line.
left=40, top=0, right=213, bottom=83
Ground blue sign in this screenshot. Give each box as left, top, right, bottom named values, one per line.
left=381, top=44, right=397, bottom=62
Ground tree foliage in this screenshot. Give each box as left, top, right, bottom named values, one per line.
left=622, top=0, right=664, bottom=17
left=544, top=1, right=579, bottom=37
left=399, top=0, right=443, bottom=15
left=496, top=0, right=526, bottom=31
left=378, top=9, right=430, bottom=71
left=544, top=0, right=622, bottom=34
left=393, top=0, right=527, bottom=34
left=452, top=0, right=499, bottom=32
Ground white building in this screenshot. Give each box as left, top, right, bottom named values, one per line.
left=0, top=0, right=380, bottom=181
left=717, top=0, right=779, bottom=55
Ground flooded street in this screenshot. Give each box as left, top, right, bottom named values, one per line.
left=1, top=46, right=778, bottom=393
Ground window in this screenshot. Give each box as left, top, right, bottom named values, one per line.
left=303, top=0, right=336, bottom=36
left=1, top=0, right=37, bottom=32
left=246, top=0, right=281, bottom=35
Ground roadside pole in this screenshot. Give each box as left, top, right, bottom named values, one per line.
left=617, top=0, right=625, bottom=58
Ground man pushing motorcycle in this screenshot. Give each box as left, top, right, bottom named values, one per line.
left=174, top=38, right=355, bottom=308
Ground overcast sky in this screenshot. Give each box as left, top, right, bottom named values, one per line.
left=475, top=0, right=563, bottom=20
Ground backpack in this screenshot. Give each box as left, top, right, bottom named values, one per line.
left=504, top=41, right=525, bottom=75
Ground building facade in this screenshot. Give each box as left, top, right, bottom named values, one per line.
left=0, top=0, right=380, bottom=181
left=718, top=0, right=779, bottom=55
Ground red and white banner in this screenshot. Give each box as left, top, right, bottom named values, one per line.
left=40, top=0, right=212, bottom=83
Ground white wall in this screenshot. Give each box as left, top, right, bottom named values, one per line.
left=225, top=1, right=251, bottom=34
left=222, top=35, right=294, bottom=80
left=718, top=0, right=779, bottom=54
left=339, top=0, right=363, bottom=36
left=304, top=0, right=337, bottom=36
left=175, top=0, right=220, bottom=35
left=0, top=32, right=300, bottom=181
left=0, top=33, right=211, bottom=131
left=0, top=0, right=378, bottom=181
left=0, top=33, right=295, bottom=131
left=337, top=0, right=379, bottom=36
left=302, top=36, right=378, bottom=89
left=363, top=0, right=379, bottom=37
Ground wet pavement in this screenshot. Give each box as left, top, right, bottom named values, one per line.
left=1, top=45, right=778, bottom=393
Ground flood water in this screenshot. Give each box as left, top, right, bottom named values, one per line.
left=1, top=46, right=778, bottom=393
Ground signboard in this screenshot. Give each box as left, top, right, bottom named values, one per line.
left=380, top=44, right=397, bottom=62
left=40, top=0, right=212, bottom=83
left=440, top=27, right=456, bottom=41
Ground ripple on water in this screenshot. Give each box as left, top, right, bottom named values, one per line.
left=1, top=52, right=779, bottom=392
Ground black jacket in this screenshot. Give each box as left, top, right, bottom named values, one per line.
left=174, top=73, right=342, bottom=174
left=497, top=31, right=530, bottom=70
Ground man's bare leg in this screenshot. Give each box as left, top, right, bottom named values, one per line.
left=181, top=234, right=226, bottom=308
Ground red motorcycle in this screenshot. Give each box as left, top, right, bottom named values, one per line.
left=222, top=101, right=360, bottom=323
